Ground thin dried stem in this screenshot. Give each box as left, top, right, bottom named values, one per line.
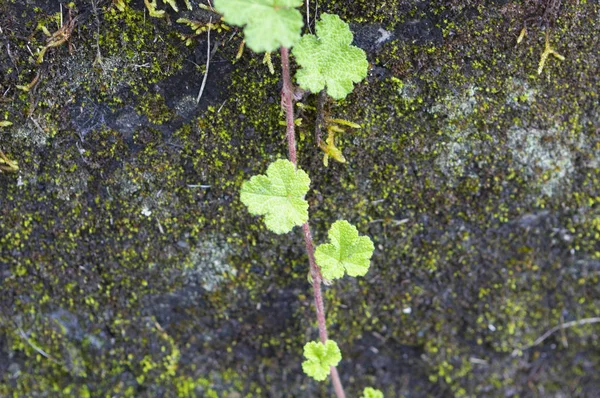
left=197, top=17, right=212, bottom=104
left=512, top=317, right=600, bottom=356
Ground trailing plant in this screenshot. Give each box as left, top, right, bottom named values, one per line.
left=212, top=0, right=380, bottom=395
left=213, top=0, right=381, bottom=395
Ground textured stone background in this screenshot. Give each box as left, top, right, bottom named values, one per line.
left=1, top=0, right=599, bottom=396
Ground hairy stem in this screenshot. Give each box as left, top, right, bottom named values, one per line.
left=302, top=223, right=327, bottom=343
left=280, top=46, right=346, bottom=398
left=280, top=47, right=297, bottom=165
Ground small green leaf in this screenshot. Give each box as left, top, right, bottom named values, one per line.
left=362, top=387, right=384, bottom=398
left=214, top=0, right=303, bottom=53
left=302, top=340, right=341, bottom=381
left=240, top=159, right=310, bottom=234
left=144, top=0, right=166, bottom=17
left=163, top=0, right=179, bottom=11
left=315, top=220, right=374, bottom=280
left=292, top=13, right=368, bottom=100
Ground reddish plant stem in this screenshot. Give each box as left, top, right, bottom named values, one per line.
left=330, top=367, right=346, bottom=398
left=302, top=223, right=327, bottom=343
left=280, top=47, right=346, bottom=398
left=280, top=47, right=297, bottom=165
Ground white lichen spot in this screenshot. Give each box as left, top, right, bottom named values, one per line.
left=141, top=205, right=152, bottom=216
left=95, top=55, right=143, bottom=95
left=183, top=238, right=237, bottom=292
left=430, top=85, right=478, bottom=120
left=435, top=127, right=490, bottom=185
left=46, top=167, right=90, bottom=202
left=11, top=122, right=48, bottom=147
left=505, top=78, right=536, bottom=109
left=173, top=95, right=197, bottom=119
left=375, top=28, right=393, bottom=45
left=394, top=78, right=421, bottom=103
left=507, top=126, right=574, bottom=197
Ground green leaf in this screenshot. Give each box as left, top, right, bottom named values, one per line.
left=292, top=13, right=368, bottom=100
left=144, top=0, right=166, bottom=17
left=240, top=159, right=310, bottom=234
left=214, top=0, right=303, bottom=53
left=362, top=387, right=384, bottom=398
left=302, top=340, right=341, bottom=381
left=163, top=0, right=179, bottom=11
left=314, top=220, right=374, bottom=280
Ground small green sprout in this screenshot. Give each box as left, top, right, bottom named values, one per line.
left=292, top=13, right=369, bottom=100
left=320, top=124, right=346, bottom=167
left=263, top=52, right=275, bottom=74
left=314, top=220, right=374, bottom=280
left=163, top=0, right=192, bottom=11
left=213, top=0, right=303, bottom=53
left=112, top=0, right=127, bottom=12
left=36, top=9, right=77, bottom=64
left=516, top=26, right=527, bottom=45
left=176, top=18, right=230, bottom=46
left=538, top=31, right=565, bottom=75
left=0, top=150, right=19, bottom=173
left=302, top=340, right=342, bottom=381
left=319, top=118, right=362, bottom=166
left=240, top=159, right=310, bottom=234
left=143, top=0, right=166, bottom=17
left=16, top=72, right=40, bottom=92
left=163, top=0, right=178, bottom=11
left=362, top=387, right=384, bottom=398
left=143, top=0, right=192, bottom=15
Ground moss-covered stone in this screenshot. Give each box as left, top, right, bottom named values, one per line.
left=1, top=1, right=599, bottom=397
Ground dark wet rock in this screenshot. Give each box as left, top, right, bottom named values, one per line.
left=1, top=0, right=600, bottom=397
left=352, top=23, right=396, bottom=53
left=396, top=19, right=442, bottom=45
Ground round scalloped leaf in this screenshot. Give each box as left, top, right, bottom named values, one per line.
left=292, top=13, right=368, bottom=100
left=314, top=220, right=374, bottom=280
left=302, top=340, right=342, bottom=381
left=362, top=387, right=384, bottom=398
left=214, top=0, right=303, bottom=53
left=240, top=159, right=310, bottom=234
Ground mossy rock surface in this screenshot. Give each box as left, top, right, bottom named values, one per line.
left=1, top=1, right=599, bottom=397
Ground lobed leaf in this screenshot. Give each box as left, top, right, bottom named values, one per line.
left=314, top=220, right=374, bottom=280
left=302, top=340, right=342, bottom=381
left=240, top=159, right=310, bottom=234
left=292, top=13, right=368, bottom=100
left=214, top=0, right=303, bottom=53
left=362, top=387, right=384, bottom=398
